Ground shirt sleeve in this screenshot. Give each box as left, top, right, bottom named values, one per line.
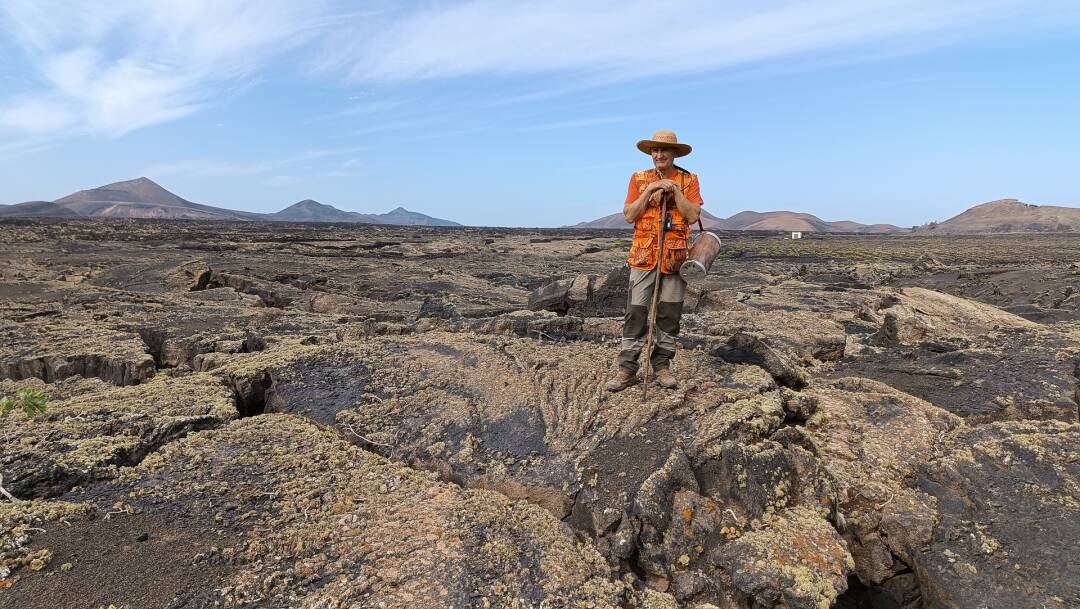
left=685, top=174, right=704, bottom=206
left=625, top=174, right=640, bottom=206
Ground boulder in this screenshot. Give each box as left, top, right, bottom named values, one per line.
left=716, top=506, right=852, bottom=609
left=800, top=378, right=958, bottom=590
left=713, top=332, right=809, bottom=389
left=871, top=287, right=1037, bottom=347
left=417, top=295, right=462, bottom=321
left=914, top=420, right=1080, bottom=609
left=912, top=254, right=949, bottom=274
left=528, top=265, right=629, bottom=317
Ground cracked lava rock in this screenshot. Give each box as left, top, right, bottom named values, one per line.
left=1, top=221, right=1078, bottom=609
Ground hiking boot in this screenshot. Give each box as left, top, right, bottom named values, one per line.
left=605, top=368, right=638, bottom=392
left=654, top=367, right=678, bottom=389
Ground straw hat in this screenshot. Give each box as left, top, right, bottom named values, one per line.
left=636, top=130, right=692, bottom=157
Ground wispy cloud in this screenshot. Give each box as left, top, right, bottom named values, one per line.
left=141, top=144, right=366, bottom=178
left=2, top=0, right=1076, bottom=144
left=514, top=113, right=658, bottom=133
left=0, top=0, right=333, bottom=136
left=301, top=98, right=410, bottom=125
left=314, top=0, right=1078, bottom=83
left=0, top=138, right=56, bottom=162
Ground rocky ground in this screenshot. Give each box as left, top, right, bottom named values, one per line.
left=0, top=220, right=1077, bottom=609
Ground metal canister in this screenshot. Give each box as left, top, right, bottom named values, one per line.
left=679, top=231, right=722, bottom=282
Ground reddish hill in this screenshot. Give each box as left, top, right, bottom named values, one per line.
left=573, top=209, right=905, bottom=233
left=53, top=177, right=261, bottom=221
left=573, top=209, right=726, bottom=229
left=917, top=199, right=1080, bottom=234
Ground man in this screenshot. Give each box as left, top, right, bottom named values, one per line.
left=606, top=130, right=703, bottom=392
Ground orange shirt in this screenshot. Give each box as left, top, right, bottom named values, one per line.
left=623, top=168, right=704, bottom=273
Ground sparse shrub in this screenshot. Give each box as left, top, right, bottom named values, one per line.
left=1, top=389, right=47, bottom=501
left=0, top=388, right=47, bottom=419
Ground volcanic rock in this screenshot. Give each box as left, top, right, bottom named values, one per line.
left=3, top=415, right=649, bottom=608
left=528, top=265, right=629, bottom=317
left=0, top=373, right=235, bottom=498
left=1, top=219, right=1077, bottom=609
left=915, top=420, right=1079, bottom=609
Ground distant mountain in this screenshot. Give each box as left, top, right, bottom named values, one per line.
left=53, top=177, right=261, bottom=221
left=572, top=209, right=725, bottom=229
left=916, top=199, right=1080, bottom=234
left=573, top=208, right=905, bottom=233
left=827, top=221, right=904, bottom=234
left=0, top=200, right=83, bottom=219
left=367, top=206, right=462, bottom=227
left=269, top=199, right=369, bottom=223
left=570, top=212, right=626, bottom=229
left=1, top=179, right=462, bottom=226
left=268, top=200, right=460, bottom=226
left=713, top=210, right=831, bottom=232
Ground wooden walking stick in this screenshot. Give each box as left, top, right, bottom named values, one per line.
left=641, top=190, right=670, bottom=401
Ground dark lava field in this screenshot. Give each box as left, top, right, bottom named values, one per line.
left=1, top=220, right=1077, bottom=609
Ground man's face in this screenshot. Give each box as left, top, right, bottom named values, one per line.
left=651, top=146, right=675, bottom=171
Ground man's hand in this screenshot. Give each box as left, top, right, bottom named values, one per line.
left=646, top=179, right=678, bottom=204
left=647, top=179, right=677, bottom=194
left=627, top=179, right=680, bottom=223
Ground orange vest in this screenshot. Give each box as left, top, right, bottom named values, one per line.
left=626, top=169, right=698, bottom=274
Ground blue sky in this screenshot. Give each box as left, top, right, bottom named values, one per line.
left=1, top=1, right=1078, bottom=227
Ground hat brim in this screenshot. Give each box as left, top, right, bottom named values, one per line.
left=637, top=140, right=692, bottom=157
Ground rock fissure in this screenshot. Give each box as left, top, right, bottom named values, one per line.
left=227, top=370, right=275, bottom=418
left=0, top=373, right=237, bottom=500
left=190, top=270, right=292, bottom=308
left=1072, top=359, right=1080, bottom=421
left=0, top=352, right=155, bottom=386
left=836, top=571, right=923, bottom=609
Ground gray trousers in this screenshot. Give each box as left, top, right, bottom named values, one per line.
left=616, top=267, right=686, bottom=373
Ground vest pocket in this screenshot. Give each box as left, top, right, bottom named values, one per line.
left=662, top=238, right=688, bottom=273
left=628, top=234, right=655, bottom=267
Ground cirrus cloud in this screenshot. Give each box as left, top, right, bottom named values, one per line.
left=313, top=0, right=1080, bottom=83
left=1, top=0, right=1077, bottom=142
left=0, top=0, right=334, bottom=136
